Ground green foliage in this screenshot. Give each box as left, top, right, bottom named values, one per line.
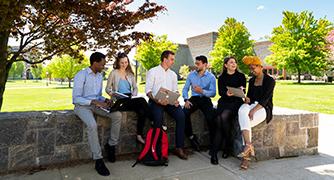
left=46, top=54, right=89, bottom=87
left=266, top=11, right=333, bottom=83
left=210, top=18, right=254, bottom=74
left=179, top=65, right=190, bottom=79
left=135, top=35, right=178, bottom=70
left=0, top=0, right=165, bottom=110
left=8, top=61, right=24, bottom=79
left=31, top=64, right=43, bottom=79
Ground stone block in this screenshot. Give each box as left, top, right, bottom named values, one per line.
left=300, top=114, right=315, bottom=128
left=37, top=129, right=55, bottom=156
left=119, top=135, right=138, bottom=154
left=56, top=121, right=83, bottom=145
left=70, top=143, right=91, bottom=160
left=25, top=130, right=37, bottom=144
left=27, top=112, right=56, bottom=129
left=307, top=128, right=318, bottom=148
left=0, top=147, right=8, bottom=170
left=263, top=125, right=274, bottom=146
left=0, top=119, right=26, bottom=147
left=281, top=114, right=300, bottom=122
left=283, top=135, right=306, bottom=157
left=286, top=122, right=305, bottom=136
left=255, top=148, right=268, bottom=161
left=252, top=130, right=263, bottom=148
left=268, top=147, right=280, bottom=158
left=9, top=145, right=36, bottom=170
left=272, top=121, right=286, bottom=145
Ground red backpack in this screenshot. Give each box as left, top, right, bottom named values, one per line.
left=132, top=127, right=168, bottom=167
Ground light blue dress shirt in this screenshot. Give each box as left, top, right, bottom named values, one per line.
left=182, top=70, right=216, bottom=100
left=72, top=67, right=105, bottom=106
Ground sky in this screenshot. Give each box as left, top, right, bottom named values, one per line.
left=132, top=0, right=334, bottom=44
left=8, top=0, right=334, bottom=59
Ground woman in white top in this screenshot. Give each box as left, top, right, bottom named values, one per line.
left=106, top=53, right=151, bottom=144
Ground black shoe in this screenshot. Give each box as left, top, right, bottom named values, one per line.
left=210, top=153, right=218, bottom=165
left=105, top=144, right=116, bottom=163
left=95, top=159, right=110, bottom=176
left=189, top=135, right=200, bottom=152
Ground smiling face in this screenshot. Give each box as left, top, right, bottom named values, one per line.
left=224, top=58, right=237, bottom=72
left=249, top=64, right=263, bottom=76
left=93, top=58, right=106, bottom=73
left=118, top=57, right=129, bottom=70
left=164, top=54, right=175, bottom=68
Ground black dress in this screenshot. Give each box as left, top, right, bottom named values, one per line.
left=212, top=71, right=246, bottom=155
left=217, top=71, right=246, bottom=114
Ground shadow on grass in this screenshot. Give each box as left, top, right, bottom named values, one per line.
left=52, top=87, right=73, bottom=89
left=278, top=81, right=334, bottom=86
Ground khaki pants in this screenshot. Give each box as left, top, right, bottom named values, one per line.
left=74, top=104, right=122, bottom=160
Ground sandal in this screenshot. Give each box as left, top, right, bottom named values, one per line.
left=240, top=157, right=251, bottom=170
left=237, top=143, right=255, bottom=158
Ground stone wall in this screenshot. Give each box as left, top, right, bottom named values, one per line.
left=0, top=109, right=318, bottom=174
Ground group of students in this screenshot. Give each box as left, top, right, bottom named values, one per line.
left=72, top=50, right=275, bottom=176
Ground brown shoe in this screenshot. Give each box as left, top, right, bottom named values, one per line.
left=174, top=148, right=188, bottom=160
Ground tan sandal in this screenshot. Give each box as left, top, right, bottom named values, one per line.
left=237, top=143, right=255, bottom=158
left=240, top=157, right=250, bottom=170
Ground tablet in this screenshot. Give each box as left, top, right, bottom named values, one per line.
left=154, top=87, right=180, bottom=105
left=226, top=86, right=246, bottom=98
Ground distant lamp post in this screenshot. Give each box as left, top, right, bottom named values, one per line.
left=46, top=72, right=49, bottom=86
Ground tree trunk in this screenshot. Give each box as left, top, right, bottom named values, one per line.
left=0, top=31, right=10, bottom=111
left=297, top=69, right=301, bottom=84
left=68, top=78, right=71, bottom=88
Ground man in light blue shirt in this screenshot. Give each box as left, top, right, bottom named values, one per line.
left=72, top=52, right=122, bottom=176
left=182, top=55, right=216, bottom=152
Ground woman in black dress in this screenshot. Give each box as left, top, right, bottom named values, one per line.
left=211, top=56, right=246, bottom=165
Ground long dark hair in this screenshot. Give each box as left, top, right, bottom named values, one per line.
left=220, top=56, right=238, bottom=75
left=113, top=52, right=134, bottom=75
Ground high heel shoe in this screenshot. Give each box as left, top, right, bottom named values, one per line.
left=237, top=143, right=255, bottom=158
left=238, top=143, right=254, bottom=170
left=136, top=135, right=145, bottom=144
left=240, top=156, right=251, bottom=170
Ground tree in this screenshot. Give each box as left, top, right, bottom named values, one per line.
left=210, top=18, right=254, bottom=74
left=179, top=65, right=190, bottom=80
left=0, top=0, right=165, bottom=110
left=266, top=11, right=333, bottom=83
left=135, top=34, right=178, bottom=70
left=31, top=64, right=43, bottom=80
left=47, top=54, right=89, bottom=88
left=8, top=61, right=24, bottom=80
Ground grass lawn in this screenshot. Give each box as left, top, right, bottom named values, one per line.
left=2, top=80, right=334, bottom=114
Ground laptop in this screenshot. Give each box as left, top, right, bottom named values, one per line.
left=154, top=87, right=180, bottom=105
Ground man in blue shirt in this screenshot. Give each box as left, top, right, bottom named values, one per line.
left=72, top=52, right=122, bottom=176
left=182, top=55, right=216, bottom=152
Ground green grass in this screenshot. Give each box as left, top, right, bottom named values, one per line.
left=2, top=80, right=334, bottom=114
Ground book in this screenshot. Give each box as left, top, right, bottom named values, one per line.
left=112, top=92, right=129, bottom=99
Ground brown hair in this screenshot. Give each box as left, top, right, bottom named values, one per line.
left=113, top=52, right=134, bottom=75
